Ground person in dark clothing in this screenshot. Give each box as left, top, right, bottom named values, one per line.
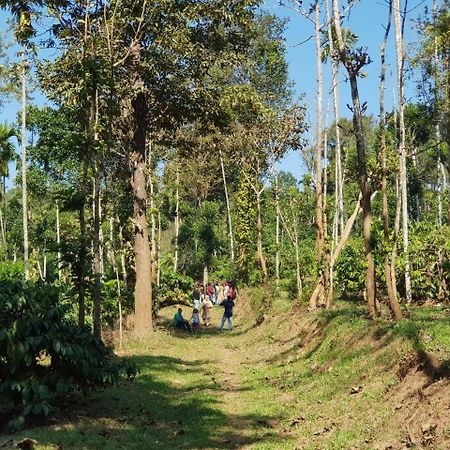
left=219, top=296, right=235, bottom=331
left=173, top=308, right=192, bottom=332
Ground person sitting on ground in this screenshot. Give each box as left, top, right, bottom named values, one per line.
left=173, top=308, right=192, bottom=332
left=219, top=296, right=235, bottom=332
left=191, top=308, right=200, bottom=332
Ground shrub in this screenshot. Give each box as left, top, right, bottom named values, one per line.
left=0, top=266, right=136, bottom=430
left=101, top=279, right=134, bottom=326
left=152, top=270, right=194, bottom=312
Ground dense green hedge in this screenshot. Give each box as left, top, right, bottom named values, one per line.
left=0, top=263, right=137, bottom=430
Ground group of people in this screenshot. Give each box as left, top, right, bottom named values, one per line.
left=172, top=280, right=237, bottom=333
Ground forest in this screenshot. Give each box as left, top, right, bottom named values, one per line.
left=0, top=0, right=449, bottom=448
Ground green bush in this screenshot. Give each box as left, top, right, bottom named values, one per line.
left=334, top=237, right=367, bottom=296
left=153, top=270, right=194, bottom=312
left=101, top=279, right=134, bottom=326
left=0, top=266, right=137, bottom=430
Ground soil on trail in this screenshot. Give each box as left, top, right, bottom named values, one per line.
left=151, top=304, right=273, bottom=449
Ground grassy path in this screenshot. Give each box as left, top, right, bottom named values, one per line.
left=6, top=304, right=288, bottom=450
left=5, top=300, right=450, bottom=449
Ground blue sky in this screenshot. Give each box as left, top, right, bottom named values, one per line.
left=0, top=0, right=433, bottom=184
left=265, top=0, right=433, bottom=179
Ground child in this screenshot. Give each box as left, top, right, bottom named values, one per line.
left=192, top=308, right=200, bottom=332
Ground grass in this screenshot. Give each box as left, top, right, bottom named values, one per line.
left=2, top=299, right=449, bottom=449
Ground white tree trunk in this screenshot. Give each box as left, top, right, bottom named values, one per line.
left=275, top=174, right=280, bottom=289
left=393, top=0, right=412, bottom=303
left=21, top=51, right=29, bottom=280
left=220, top=151, right=235, bottom=262
left=326, top=0, right=344, bottom=238
left=311, top=0, right=324, bottom=309
left=157, top=210, right=161, bottom=287
left=173, top=167, right=179, bottom=273
left=56, top=201, right=61, bottom=279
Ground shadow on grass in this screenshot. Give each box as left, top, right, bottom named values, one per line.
left=7, top=354, right=282, bottom=450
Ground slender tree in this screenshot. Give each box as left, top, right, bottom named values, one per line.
left=380, top=0, right=402, bottom=320
left=332, top=0, right=378, bottom=316
left=393, top=0, right=412, bottom=303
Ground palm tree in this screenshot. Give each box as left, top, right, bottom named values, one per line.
left=0, top=122, right=17, bottom=180
left=0, top=122, right=17, bottom=255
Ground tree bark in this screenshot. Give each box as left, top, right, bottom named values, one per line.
left=173, top=166, right=179, bottom=273
left=147, top=141, right=157, bottom=279
left=130, top=92, right=153, bottom=336
left=56, top=201, right=62, bottom=280
left=118, top=219, right=128, bottom=289
left=77, top=159, right=88, bottom=328
left=311, top=0, right=324, bottom=309
left=157, top=210, right=161, bottom=287
left=295, top=234, right=303, bottom=298
left=391, top=176, right=401, bottom=301
left=92, top=159, right=102, bottom=339
left=380, top=0, right=402, bottom=320
left=310, top=191, right=365, bottom=306
left=333, top=0, right=378, bottom=316
left=275, top=174, right=280, bottom=289
left=256, top=189, right=268, bottom=287
left=0, top=207, right=6, bottom=255
left=220, top=150, right=235, bottom=262
left=21, top=50, right=29, bottom=281
left=393, top=0, right=412, bottom=303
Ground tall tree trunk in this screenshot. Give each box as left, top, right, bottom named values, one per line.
left=394, top=0, right=412, bottom=303
left=130, top=92, right=153, bottom=336
left=92, top=159, right=102, bottom=339
left=391, top=176, right=401, bottom=301
left=91, top=86, right=102, bottom=340
left=310, top=192, right=364, bottom=306
left=256, top=189, right=268, bottom=287
left=326, top=0, right=344, bottom=310
left=220, top=150, right=235, bottom=262
left=326, top=0, right=344, bottom=239
left=157, top=210, right=161, bottom=287
left=56, top=201, right=62, bottom=280
left=147, top=140, right=157, bottom=279
left=380, top=0, right=402, bottom=320
left=78, top=160, right=88, bottom=328
left=118, top=218, right=128, bottom=289
left=1, top=177, right=7, bottom=258
left=311, top=0, right=324, bottom=309
left=333, top=0, right=378, bottom=316
left=21, top=51, right=29, bottom=281
left=434, top=0, right=444, bottom=226
left=173, top=166, right=179, bottom=273
left=275, top=174, right=280, bottom=289
left=295, top=233, right=303, bottom=298
left=323, top=99, right=332, bottom=308
left=0, top=207, right=6, bottom=255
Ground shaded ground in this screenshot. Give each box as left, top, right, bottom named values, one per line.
left=2, top=294, right=450, bottom=449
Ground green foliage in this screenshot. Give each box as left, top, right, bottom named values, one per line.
left=397, top=223, right=450, bottom=302
left=101, top=280, right=133, bottom=327
left=153, top=270, right=194, bottom=311
left=235, top=174, right=258, bottom=284
left=334, top=237, right=367, bottom=296
left=0, top=263, right=136, bottom=430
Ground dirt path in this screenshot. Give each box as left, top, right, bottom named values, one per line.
left=154, top=304, right=275, bottom=449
